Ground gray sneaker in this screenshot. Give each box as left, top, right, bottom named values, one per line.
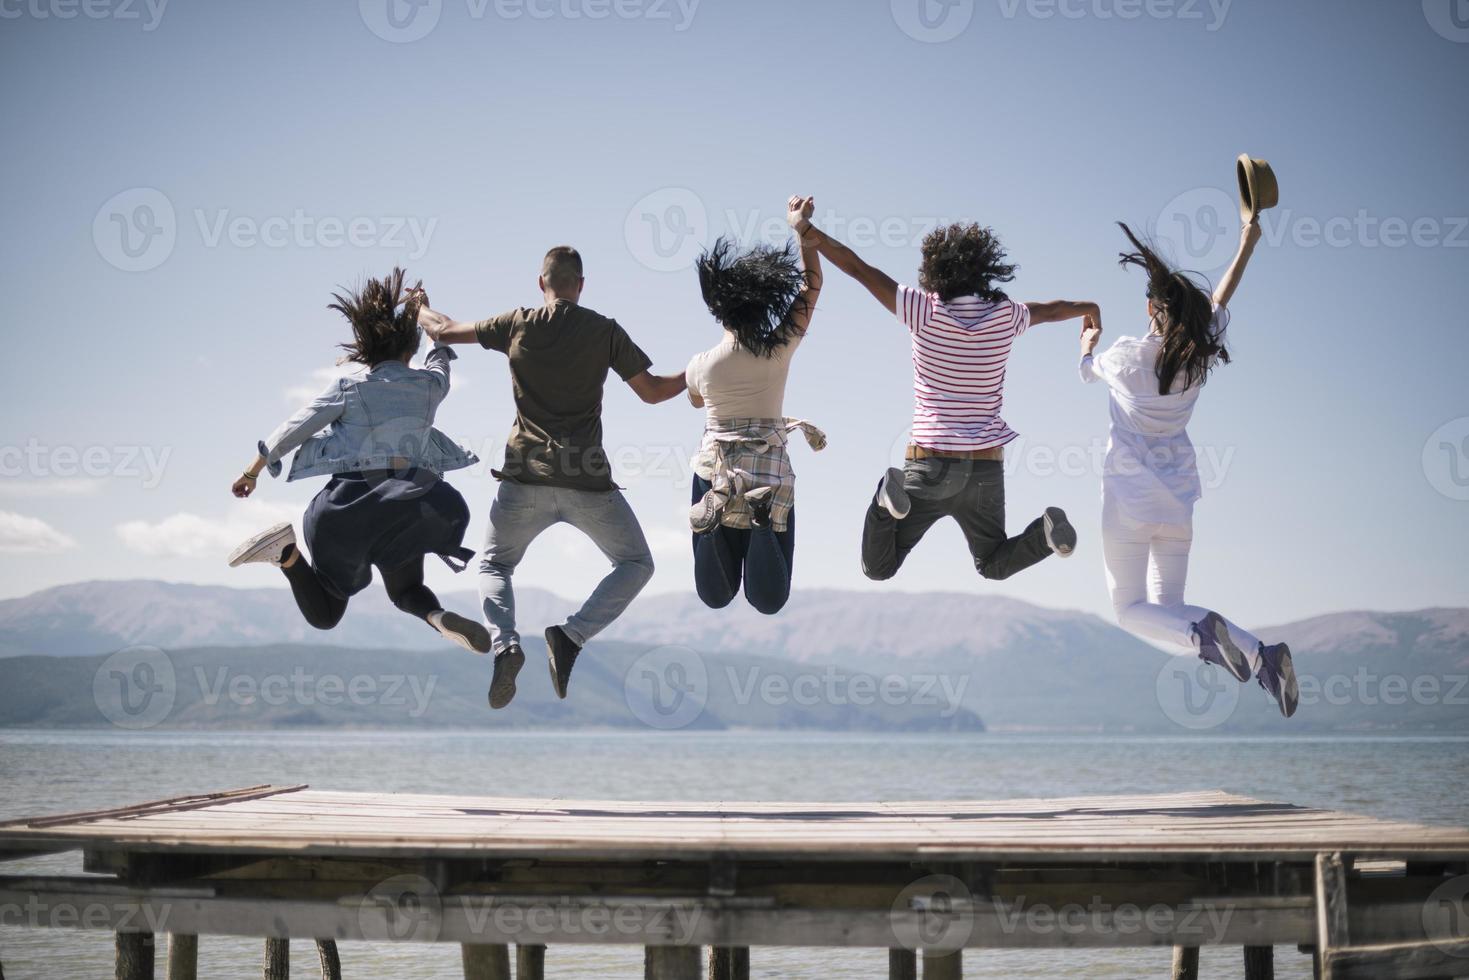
left=689, top=475, right=745, bottom=534
left=227, top=523, right=296, bottom=568
left=488, top=643, right=525, bottom=710
left=1256, top=642, right=1300, bottom=718
left=1192, top=611, right=1251, bottom=682
left=876, top=468, right=911, bottom=520
left=1042, top=507, right=1076, bottom=558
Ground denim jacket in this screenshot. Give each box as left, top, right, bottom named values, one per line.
left=259, top=346, right=479, bottom=482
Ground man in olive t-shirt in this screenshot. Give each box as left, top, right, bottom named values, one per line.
left=418, top=247, right=687, bottom=709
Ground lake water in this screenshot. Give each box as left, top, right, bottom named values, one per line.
left=2, top=730, right=1467, bottom=978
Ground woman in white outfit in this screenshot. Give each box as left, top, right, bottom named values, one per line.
left=1079, top=219, right=1298, bottom=718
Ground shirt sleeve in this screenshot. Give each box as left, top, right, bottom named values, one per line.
left=894, top=284, right=933, bottom=336
left=608, top=319, right=654, bottom=381
left=421, top=343, right=457, bottom=398
left=474, top=311, right=519, bottom=353
left=1079, top=353, right=1102, bottom=384
left=257, top=378, right=347, bottom=477
left=1011, top=300, right=1033, bottom=337
left=1211, top=304, right=1230, bottom=349
left=684, top=352, right=704, bottom=402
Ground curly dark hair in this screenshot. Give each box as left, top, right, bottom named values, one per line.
left=1116, top=222, right=1229, bottom=395
left=696, top=237, right=812, bottom=358
left=330, top=267, right=423, bottom=367
left=917, top=223, right=1017, bottom=303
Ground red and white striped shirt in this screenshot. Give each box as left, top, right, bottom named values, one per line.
left=896, top=284, right=1031, bottom=452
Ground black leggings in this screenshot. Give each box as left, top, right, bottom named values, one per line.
left=282, top=548, right=442, bottom=630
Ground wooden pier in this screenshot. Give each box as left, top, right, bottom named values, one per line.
left=1, top=786, right=1466, bottom=979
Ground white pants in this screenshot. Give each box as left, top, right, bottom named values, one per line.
left=1101, top=496, right=1261, bottom=665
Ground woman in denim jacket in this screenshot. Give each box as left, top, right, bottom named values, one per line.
left=227, top=268, right=490, bottom=653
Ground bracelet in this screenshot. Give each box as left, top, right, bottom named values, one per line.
left=242, top=471, right=258, bottom=481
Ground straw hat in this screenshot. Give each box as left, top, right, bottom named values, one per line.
left=1236, top=154, right=1280, bottom=223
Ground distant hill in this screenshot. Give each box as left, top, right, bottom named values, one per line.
left=1, top=581, right=1465, bottom=733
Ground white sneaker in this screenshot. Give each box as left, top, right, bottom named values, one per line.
left=227, top=522, right=296, bottom=568
left=877, top=467, right=911, bottom=520
left=689, top=475, right=746, bottom=534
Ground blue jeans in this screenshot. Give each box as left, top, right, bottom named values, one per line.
left=479, top=479, right=655, bottom=652
left=691, top=475, right=795, bottom=616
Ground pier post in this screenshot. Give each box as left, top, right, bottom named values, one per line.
left=461, top=943, right=511, bottom=979
left=166, top=934, right=197, bottom=980
left=115, top=931, right=155, bottom=980
left=263, top=937, right=289, bottom=980
left=1170, top=946, right=1199, bottom=980
left=888, top=949, right=917, bottom=980
left=315, top=940, right=341, bottom=980
left=644, top=945, right=701, bottom=980
left=1243, top=945, right=1274, bottom=979
left=707, top=946, right=748, bottom=980
left=515, top=944, right=545, bottom=980
left=922, top=949, right=961, bottom=979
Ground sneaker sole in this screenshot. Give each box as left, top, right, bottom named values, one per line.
left=488, top=648, right=525, bottom=710
left=879, top=467, right=911, bottom=520
left=1043, top=507, right=1076, bottom=557
left=436, top=612, right=492, bottom=655
left=1275, top=645, right=1300, bottom=719
left=1203, top=615, right=1252, bottom=683
left=545, top=630, right=568, bottom=700
left=227, top=522, right=293, bottom=567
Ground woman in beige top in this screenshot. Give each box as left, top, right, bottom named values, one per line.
left=685, top=196, right=823, bottom=614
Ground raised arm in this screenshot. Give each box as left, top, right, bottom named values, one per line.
left=627, top=370, right=688, bottom=405
left=786, top=195, right=824, bottom=332
left=417, top=304, right=480, bottom=346
left=798, top=208, right=897, bottom=315
left=1213, top=217, right=1262, bottom=309
left=1027, top=299, right=1102, bottom=328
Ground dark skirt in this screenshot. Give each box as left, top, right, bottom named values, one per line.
left=302, top=470, right=472, bottom=600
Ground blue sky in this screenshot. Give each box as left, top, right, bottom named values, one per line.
left=0, top=0, right=1465, bottom=630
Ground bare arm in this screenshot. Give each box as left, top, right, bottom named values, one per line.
left=417, top=305, right=481, bottom=346
left=1213, top=218, right=1262, bottom=309
left=786, top=195, right=824, bottom=332
left=1028, top=300, right=1102, bottom=329
left=800, top=213, right=897, bottom=315
left=627, top=370, right=688, bottom=405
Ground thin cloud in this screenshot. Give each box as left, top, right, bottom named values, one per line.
left=117, top=501, right=300, bottom=560
left=0, top=510, right=78, bottom=553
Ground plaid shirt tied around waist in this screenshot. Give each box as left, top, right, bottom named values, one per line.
left=691, top=417, right=827, bottom=532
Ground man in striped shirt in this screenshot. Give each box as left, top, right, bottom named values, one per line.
left=794, top=212, right=1101, bottom=582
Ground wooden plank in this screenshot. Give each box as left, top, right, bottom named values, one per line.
left=645, top=945, right=700, bottom=980
left=1323, top=938, right=1469, bottom=979
left=515, top=944, right=545, bottom=980
left=9, top=786, right=306, bottom=830
left=707, top=946, right=748, bottom=980
left=165, top=934, right=197, bottom=980
left=115, top=931, right=155, bottom=980
left=1244, top=945, right=1274, bottom=979
left=460, top=944, right=511, bottom=980
left=1316, top=851, right=1350, bottom=980
left=263, top=937, right=288, bottom=980
left=922, top=949, right=961, bottom=980
left=889, top=948, right=917, bottom=980
left=1170, top=946, right=1198, bottom=980
left=315, top=939, right=341, bottom=980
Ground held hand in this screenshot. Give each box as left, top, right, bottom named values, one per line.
left=787, top=195, right=815, bottom=233
left=232, top=473, right=257, bottom=499
left=1080, top=315, right=1102, bottom=356
left=405, top=280, right=430, bottom=309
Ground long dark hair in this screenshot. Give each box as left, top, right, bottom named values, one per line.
left=1116, top=223, right=1229, bottom=395
left=696, top=237, right=812, bottom=359
left=330, top=267, right=423, bottom=366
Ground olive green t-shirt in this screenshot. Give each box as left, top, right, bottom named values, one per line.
left=476, top=299, right=652, bottom=492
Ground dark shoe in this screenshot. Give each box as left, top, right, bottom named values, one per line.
left=876, top=467, right=911, bottom=520
left=430, top=611, right=493, bottom=655
left=1256, top=642, right=1300, bottom=718
left=745, top=486, right=776, bottom=529
left=1042, top=507, right=1076, bottom=557
left=1192, top=611, right=1251, bottom=682
left=544, top=625, right=582, bottom=700
left=488, top=643, right=525, bottom=710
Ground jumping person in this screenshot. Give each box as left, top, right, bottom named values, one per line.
left=227, top=268, right=489, bottom=654
left=685, top=195, right=825, bottom=615
left=417, top=247, right=686, bottom=708
left=795, top=210, right=1099, bottom=583
left=1080, top=219, right=1299, bottom=718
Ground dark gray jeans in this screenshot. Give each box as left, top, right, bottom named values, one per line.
left=861, top=458, right=1053, bottom=582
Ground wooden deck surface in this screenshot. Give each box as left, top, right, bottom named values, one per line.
left=4, top=786, right=1468, bottom=862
